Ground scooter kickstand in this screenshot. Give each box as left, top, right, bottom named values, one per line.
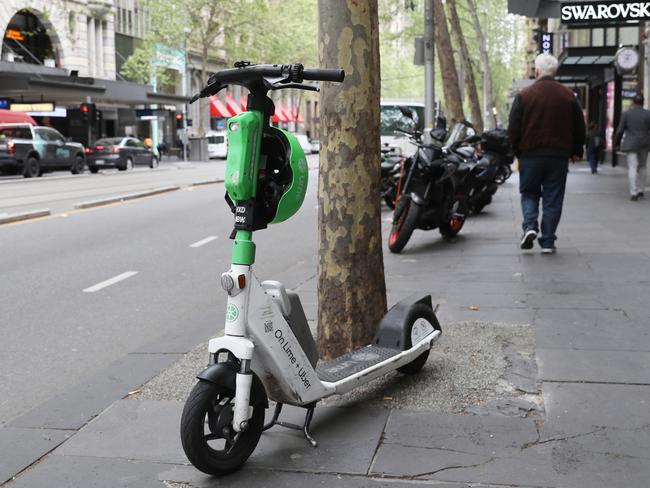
left=262, top=402, right=318, bottom=447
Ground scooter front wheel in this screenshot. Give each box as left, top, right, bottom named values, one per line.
left=180, top=380, right=265, bottom=475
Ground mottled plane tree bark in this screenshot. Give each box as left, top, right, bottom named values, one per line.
left=317, top=0, right=387, bottom=359
left=433, top=0, right=465, bottom=124
left=447, top=0, right=483, bottom=133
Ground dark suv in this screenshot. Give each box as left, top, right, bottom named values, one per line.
left=0, top=124, right=86, bottom=177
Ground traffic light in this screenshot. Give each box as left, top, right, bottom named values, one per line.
left=80, top=103, right=96, bottom=123
left=175, top=112, right=184, bottom=128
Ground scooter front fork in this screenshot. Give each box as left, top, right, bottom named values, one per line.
left=233, top=359, right=253, bottom=432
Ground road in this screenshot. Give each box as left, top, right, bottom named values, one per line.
left=0, top=155, right=320, bottom=426
left=0, top=159, right=226, bottom=216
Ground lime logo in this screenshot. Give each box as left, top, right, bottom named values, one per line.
left=226, top=303, right=239, bottom=322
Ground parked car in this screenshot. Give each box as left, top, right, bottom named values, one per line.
left=0, top=123, right=85, bottom=178
left=294, top=133, right=312, bottom=155
left=206, top=130, right=228, bottom=159
left=85, top=137, right=159, bottom=172
left=310, top=139, right=320, bottom=153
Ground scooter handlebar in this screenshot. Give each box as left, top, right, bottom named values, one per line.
left=302, top=68, right=345, bottom=83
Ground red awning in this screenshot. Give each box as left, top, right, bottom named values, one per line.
left=226, top=95, right=243, bottom=115
left=210, top=97, right=233, bottom=118
left=292, top=107, right=305, bottom=123
left=0, top=109, right=36, bottom=125
left=240, top=96, right=247, bottom=111
left=272, top=103, right=288, bottom=123
left=279, top=104, right=293, bottom=122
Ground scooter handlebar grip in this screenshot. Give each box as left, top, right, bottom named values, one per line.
left=302, top=68, right=345, bottom=82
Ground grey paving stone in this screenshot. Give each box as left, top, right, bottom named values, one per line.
left=538, top=348, right=650, bottom=384
left=380, top=411, right=538, bottom=456
left=161, top=465, right=473, bottom=487
left=0, top=427, right=73, bottom=484
left=6, top=455, right=167, bottom=488
left=9, top=353, right=181, bottom=430
left=543, top=383, right=650, bottom=432
left=437, top=306, right=535, bottom=325
left=533, top=309, right=650, bottom=351
left=58, top=399, right=389, bottom=475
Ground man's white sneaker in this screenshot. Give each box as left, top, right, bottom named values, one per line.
left=541, top=247, right=556, bottom=254
left=520, top=229, right=537, bottom=250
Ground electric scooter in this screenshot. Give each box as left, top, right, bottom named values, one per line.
left=180, top=61, right=442, bottom=475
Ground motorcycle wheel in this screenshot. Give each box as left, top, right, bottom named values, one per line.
left=439, top=213, right=465, bottom=238
left=180, top=379, right=265, bottom=475
left=494, top=165, right=512, bottom=185
left=388, top=198, right=421, bottom=254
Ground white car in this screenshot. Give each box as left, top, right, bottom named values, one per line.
left=294, top=134, right=312, bottom=155
left=206, top=130, right=227, bottom=159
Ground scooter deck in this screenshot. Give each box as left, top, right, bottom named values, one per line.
left=316, top=345, right=400, bottom=382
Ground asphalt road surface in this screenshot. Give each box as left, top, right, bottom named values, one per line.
left=0, top=155, right=319, bottom=425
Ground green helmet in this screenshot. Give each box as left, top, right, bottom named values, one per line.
left=259, top=127, right=308, bottom=224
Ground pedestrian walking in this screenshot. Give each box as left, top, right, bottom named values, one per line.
left=614, top=95, right=650, bottom=201
left=586, top=122, right=602, bottom=174
left=508, top=53, right=586, bottom=254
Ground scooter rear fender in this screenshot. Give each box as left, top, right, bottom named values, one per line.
left=373, top=294, right=441, bottom=350
left=197, top=362, right=269, bottom=407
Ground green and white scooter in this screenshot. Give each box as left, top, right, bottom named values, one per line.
left=180, top=62, right=442, bottom=475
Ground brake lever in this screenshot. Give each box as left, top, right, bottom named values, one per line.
left=270, top=83, right=319, bottom=92
left=189, top=81, right=226, bottom=104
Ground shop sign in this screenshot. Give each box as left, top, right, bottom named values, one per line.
left=5, top=29, right=24, bottom=41
left=0, top=99, right=10, bottom=109
left=561, top=1, right=650, bottom=24
left=539, top=32, right=553, bottom=54
left=11, top=102, right=55, bottom=112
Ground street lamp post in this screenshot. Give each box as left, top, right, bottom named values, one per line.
left=424, top=0, right=435, bottom=142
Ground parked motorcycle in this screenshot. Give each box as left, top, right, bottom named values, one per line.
left=380, top=143, right=402, bottom=209
left=387, top=110, right=463, bottom=254
left=444, top=122, right=499, bottom=215
left=481, top=128, right=514, bottom=185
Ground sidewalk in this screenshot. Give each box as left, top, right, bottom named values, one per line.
left=6, top=162, right=650, bottom=488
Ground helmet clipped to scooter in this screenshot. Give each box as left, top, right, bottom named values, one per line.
left=258, top=127, right=309, bottom=225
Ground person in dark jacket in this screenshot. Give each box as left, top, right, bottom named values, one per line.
left=614, top=95, right=650, bottom=201
left=508, top=53, right=586, bottom=254
left=585, top=122, right=602, bottom=174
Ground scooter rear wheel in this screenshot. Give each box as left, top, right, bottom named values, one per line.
left=397, top=303, right=439, bottom=374
left=180, top=379, right=265, bottom=475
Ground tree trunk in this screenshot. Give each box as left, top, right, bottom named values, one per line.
left=433, top=0, right=464, bottom=125
left=446, top=0, right=483, bottom=134
left=466, top=0, right=496, bottom=130
left=317, top=0, right=387, bottom=360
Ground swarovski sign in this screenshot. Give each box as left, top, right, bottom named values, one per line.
left=561, top=1, right=650, bottom=23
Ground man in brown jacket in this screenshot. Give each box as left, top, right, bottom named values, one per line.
left=508, top=54, right=586, bottom=254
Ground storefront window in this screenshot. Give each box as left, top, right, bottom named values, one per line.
left=605, top=27, right=617, bottom=46
left=619, top=27, right=638, bottom=46
left=570, top=28, right=590, bottom=47
left=591, top=28, right=604, bottom=47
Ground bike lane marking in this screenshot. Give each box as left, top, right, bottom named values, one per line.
left=189, top=236, right=218, bottom=248
left=83, top=271, right=139, bottom=293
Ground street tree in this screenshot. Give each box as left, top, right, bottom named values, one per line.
left=446, top=0, right=483, bottom=133
left=317, top=0, right=387, bottom=359
left=466, top=0, right=496, bottom=129
left=433, top=0, right=464, bottom=124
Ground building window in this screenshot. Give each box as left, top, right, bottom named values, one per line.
left=619, top=26, right=638, bottom=46
left=570, top=28, right=590, bottom=48
left=592, top=28, right=604, bottom=47
left=606, top=27, right=617, bottom=46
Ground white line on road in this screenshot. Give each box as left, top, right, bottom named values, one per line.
left=189, top=236, right=218, bottom=248
left=83, top=271, right=139, bottom=293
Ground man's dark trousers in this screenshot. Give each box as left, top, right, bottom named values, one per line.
left=519, top=156, right=569, bottom=248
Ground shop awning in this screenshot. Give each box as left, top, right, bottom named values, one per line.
left=0, top=108, right=36, bottom=125
left=292, top=108, right=304, bottom=123
left=280, top=104, right=293, bottom=122
left=272, top=104, right=288, bottom=123
left=226, top=95, right=243, bottom=115
left=210, top=97, right=233, bottom=118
